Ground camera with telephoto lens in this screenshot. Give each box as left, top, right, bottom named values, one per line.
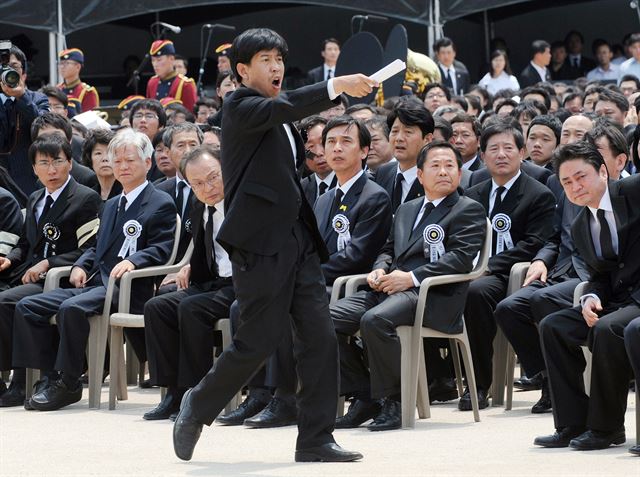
left=0, top=40, right=21, bottom=89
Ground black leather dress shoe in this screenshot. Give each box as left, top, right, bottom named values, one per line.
left=428, top=377, right=459, bottom=403
left=514, top=372, right=544, bottom=391
left=216, top=395, right=268, bottom=426
left=569, top=428, right=626, bottom=450
left=367, top=398, right=401, bottom=431
left=143, top=391, right=183, bottom=420
left=335, top=399, right=381, bottom=429
left=531, top=379, right=552, bottom=414
left=24, top=376, right=51, bottom=411
left=295, top=443, right=363, bottom=462
left=0, top=381, right=25, bottom=407
left=139, top=378, right=156, bottom=389
left=629, top=444, right=640, bottom=455
left=534, top=426, right=586, bottom=448
left=457, top=387, right=489, bottom=411
left=173, top=389, right=203, bottom=461
left=244, top=397, right=297, bottom=428
left=29, top=379, right=82, bottom=411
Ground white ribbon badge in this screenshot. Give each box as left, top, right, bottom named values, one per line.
left=332, top=214, right=351, bottom=251
left=118, top=220, right=142, bottom=258
left=492, top=213, right=513, bottom=254
left=42, top=223, right=61, bottom=258
left=423, top=224, right=446, bottom=262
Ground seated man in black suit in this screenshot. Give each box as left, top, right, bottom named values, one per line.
left=535, top=142, right=640, bottom=451
left=331, top=141, right=486, bottom=430
left=143, top=145, right=234, bottom=420
left=299, top=115, right=336, bottom=206
left=30, top=113, right=98, bottom=190
left=519, top=40, right=551, bottom=88
left=0, top=134, right=101, bottom=407
left=525, top=115, right=562, bottom=170
left=364, top=116, right=394, bottom=173
left=462, top=119, right=556, bottom=411
left=306, top=38, right=340, bottom=84
left=12, top=129, right=176, bottom=411
left=0, top=187, right=22, bottom=259
left=374, top=100, right=432, bottom=212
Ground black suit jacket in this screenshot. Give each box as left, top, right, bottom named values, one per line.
left=156, top=177, right=193, bottom=260
left=438, top=60, right=471, bottom=95
left=313, top=173, right=392, bottom=285
left=465, top=173, right=556, bottom=278
left=3, top=178, right=102, bottom=284
left=518, top=63, right=550, bottom=88
left=0, top=186, right=24, bottom=257
left=301, top=173, right=337, bottom=207
left=306, top=65, right=325, bottom=85
left=75, top=182, right=176, bottom=313
left=572, top=176, right=640, bottom=308
left=560, top=56, right=597, bottom=80
left=374, top=161, right=424, bottom=212
left=468, top=160, right=552, bottom=188
left=218, top=82, right=337, bottom=260
left=373, top=192, right=486, bottom=334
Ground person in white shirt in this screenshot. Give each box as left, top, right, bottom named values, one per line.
left=479, top=50, right=520, bottom=96
left=586, top=40, right=620, bottom=82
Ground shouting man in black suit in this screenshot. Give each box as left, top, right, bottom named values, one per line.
left=462, top=119, right=555, bottom=411
left=12, top=129, right=176, bottom=411
left=172, top=28, right=374, bottom=463
left=0, top=133, right=102, bottom=407
left=331, top=141, right=486, bottom=430
left=143, top=145, right=234, bottom=420
left=374, top=100, right=433, bottom=212
left=535, top=142, right=640, bottom=451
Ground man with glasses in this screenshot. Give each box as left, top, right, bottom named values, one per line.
left=143, top=145, right=234, bottom=420
left=0, top=133, right=102, bottom=407
left=56, top=48, right=99, bottom=113
left=0, top=44, right=50, bottom=195
left=129, top=99, right=167, bottom=182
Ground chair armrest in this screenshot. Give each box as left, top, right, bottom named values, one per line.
left=330, top=274, right=368, bottom=303
left=43, top=266, right=73, bottom=292
left=344, top=274, right=369, bottom=297
left=573, top=281, right=589, bottom=307
left=413, top=272, right=478, bottom=328
left=507, top=262, right=531, bottom=296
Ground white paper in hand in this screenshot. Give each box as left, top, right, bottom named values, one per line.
left=369, top=59, right=406, bottom=84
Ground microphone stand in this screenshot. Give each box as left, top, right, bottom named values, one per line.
left=197, top=26, right=216, bottom=96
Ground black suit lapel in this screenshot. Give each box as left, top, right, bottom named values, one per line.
left=323, top=173, right=367, bottom=245
left=574, top=207, right=598, bottom=266
left=104, top=184, right=152, bottom=251
left=611, top=192, right=628, bottom=256
left=291, top=124, right=306, bottom=170
left=405, top=178, right=424, bottom=203
left=27, top=191, right=43, bottom=246
left=494, top=175, right=525, bottom=217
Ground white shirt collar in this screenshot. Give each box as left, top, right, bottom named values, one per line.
left=530, top=61, right=548, bottom=80
left=587, top=185, right=613, bottom=217
left=0, top=93, right=15, bottom=104
left=121, top=180, right=149, bottom=210
left=175, top=175, right=190, bottom=193
left=419, top=195, right=446, bottom=210
left=337, top=170, right=365, bottom=197
left=461, top=155, right=479, bottom=171
left=439, top=62, right=455, bottom=73
left=203, top=199, right=225, bottom=222
left=396, top=164, right=418, bottom=184
left=315, top=171, right=335, bottom=187
left=491, top=170, right=521, bottom=196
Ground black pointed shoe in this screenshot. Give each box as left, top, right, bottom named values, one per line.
left=428, top=377, right=459, bottom=403
left=173, top=389, right=203, bottom=461
left=0, top=381, right=25, bottom=407
left=534, top=426, right=586, bottom=448
left=335, top=399, right=382, bottom=429
left=295, top=443, right=363, bottom=462
left=569, top=428, right=626, bottom=450
left=531, top=379, right=552, bottom=414
left=514, top=372, right=544, bottom=391
left=143, top=391, right=183, bottom=420
left=629, top=444, right=640, bottom=456
left=24, top=376, right=52, bottom=411
left=29, top=378, right=82, bottom=411
left=367, top=398, right=401, bottom=431
left=457, top=387, right=489, bottom=411
left=244, top=397, right=297, bottom=428
left=216, top=395, right=268, bottom=426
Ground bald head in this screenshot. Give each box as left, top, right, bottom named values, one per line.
left=560, top=115, right=593, bottom=145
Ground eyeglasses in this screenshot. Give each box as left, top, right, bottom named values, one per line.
left=132, top=113, right=158, bottom=121
left=426, top=93, right=447, bottom=100
left=50, top=104, right=66, bottom=112
left=35, top=158, right=68, bottom=169
left=190, top=173, right=221, bottom=191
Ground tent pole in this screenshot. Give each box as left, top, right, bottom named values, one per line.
left=49, top=32, right=57, bottom=85
left=434, top=0, right=443, bottom=40
left=484, top=10, right=490, bottom=63
left=427, top=0, right=434, bottom=55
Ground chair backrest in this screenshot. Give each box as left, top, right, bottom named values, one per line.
left=165, top=214, right=182, bottom=266
left=468, top=217, right=492, bottom=279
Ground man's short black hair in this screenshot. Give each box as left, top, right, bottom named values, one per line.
left=619, top=74, right=640, bottom=89
left=424, top=83, right=452, bottom=102
left=480, top=118, right=524, bottom=152
left=527, top=114, right=562, bottom=145
left=230, top=28, right=289, bottom=80
left=520, top=86, right=551, bottom=110
left=81, top=128, right=115, bottom=168
left=591, top=38, right=610, bottom=55
left=30, top=112, right=73, bottom=141
left=596, top=89, right=629, bottom=113
left=564, top=30, right=584, bottom=45
left=562, top=92, right=583, bottom=107
left=180, top=144, right=221, bottom=179
left=166, top=103, right=196, bottom=124
left=495, top=98, right=518, bottom=114
left=464, top=94, right=482, bottom=113
left=345, top=103, right=377, bottom=116
left=417, top=140, right=462, bottom=169
left=585, top=119, right=629, bottom=159
left=468, top=85, right=492, bottom=109
left=531, top=40, right=551, bottom=58
left=194, top=97, right=218, bottom=115
left=322, top=115, right=371, bottom=150
left=628, top=33, right=640, bottom=47
left=512, top=100, right=548, bottom=122
left=433, top=117, right=453, bottom=141
left=386, top=101, right=435, bottom=137
left=41, top=86, right=68, bottom=107
left=130, top=99, right=167, bottom=127
left=28, top=132, right=72, bottom=165
left=152, top=130, right=166, bottom=149
left=298, top=115, right=328, bottom=142
left=364, top=115, right=390, bottom=140
left=552, top=141, right=605, bottom=175
left=434, top=37, right=455, bottom=53
left=9, top=44, right=26, bottom=73
left=450, top=112, right=481, bottom=137
left=174, top=54, right=188, bottom=68
left=322, top=38, right=340, bottom=50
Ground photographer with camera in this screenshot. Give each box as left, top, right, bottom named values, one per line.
left=0, top=42, right=49, bottom=195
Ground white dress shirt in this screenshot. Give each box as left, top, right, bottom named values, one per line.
left=586, top=187, right=618, bottom=259
left=478, top=72, right=520, bottom=95
left=336, top=170, right=364, bottom=197
left=203, top=200, right=232, bottom=278
left=120, top=180, right=149, bottom=211
left=439, top=63, right=457, bottom=93
left=530, top=61, right=548, bottom=83
left=35, top=175, right=71, bottom=222
left=489, top=171, right=521, bottom=215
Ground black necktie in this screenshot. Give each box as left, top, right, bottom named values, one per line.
left=205, top=206, right=216, bottom=272
left=112, top=196, right=127, bottom=233
left=327, top=69, right=333, bottom=80
left=392, top=173, right=404, bottom=210
left=329, top=189, right=344, bottom=220
left=318, top=182, right=328, bottom=197
left=443, top=68, right=453, bottom=89
left=176, top=181, right=186, bottom=217
left=491, top=186, right=506, bottom=218
left=596, top=209, right=616, bottom=260
left=38, top=195, right=54, bottom=226
left=413, top=202, right=436, bottom=231
left=573, top=57, right=579, bottom=68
